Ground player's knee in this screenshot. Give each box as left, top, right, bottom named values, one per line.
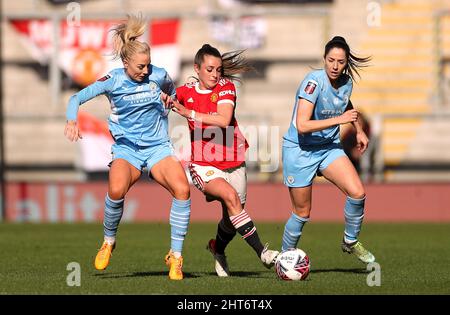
left=108, top=185, right=127, bottom=200
left=293, top=205, right=311, bottom=218
left=173, top=182, right=190, bottom=200
left=348, top=187, right=365, bottom=200
left=222, top=190, right=241, bottom=210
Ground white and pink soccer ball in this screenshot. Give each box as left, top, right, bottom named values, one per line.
left=275, top=248, right=310, bottom=281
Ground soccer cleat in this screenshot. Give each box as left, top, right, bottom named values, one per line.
left=260, top=243, right=279, bottom=269
left=94, top=241, right=115, bottom=270
left=341, top=240, right=376, bottom=264
left=164, top=250, right=184, bottom=280
left=206, top=239, right=230, bottom=277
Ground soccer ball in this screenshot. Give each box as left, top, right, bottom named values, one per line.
left=275, top=248, right=310, bottom=281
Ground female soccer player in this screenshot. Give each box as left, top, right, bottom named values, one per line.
left=64, top=14, right=191, bottom=280
left=162, top=44, right=279, bottom=277
left=281, top=36, right=375, bottom=264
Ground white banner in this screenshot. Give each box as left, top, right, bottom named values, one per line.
left=209, top=15, right=266, bottom=49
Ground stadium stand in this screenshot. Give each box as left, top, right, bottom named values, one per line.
left=349, top=0, right=450, bottom=181
left=2, top=0, right=450, bottom=182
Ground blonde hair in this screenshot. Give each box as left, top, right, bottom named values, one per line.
left=111, top=14, right=150, bottom=61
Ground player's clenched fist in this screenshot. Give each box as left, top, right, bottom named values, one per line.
left=339, top=109, right=358, bottom=124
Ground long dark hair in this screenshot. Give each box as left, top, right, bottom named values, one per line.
left=194, top=44, right=253, bottom=83
left=324, top=36, right=371, bottom=81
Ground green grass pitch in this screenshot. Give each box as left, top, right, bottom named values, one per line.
left=1, top=222, right=449, bottom=295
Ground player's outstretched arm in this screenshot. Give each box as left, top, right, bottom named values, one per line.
left=64, top=76, right=112, bottom=142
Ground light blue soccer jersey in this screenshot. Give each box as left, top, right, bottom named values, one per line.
left=283, top=69, right=353, bottom=146
left=66, top=65, right=176, bottom=147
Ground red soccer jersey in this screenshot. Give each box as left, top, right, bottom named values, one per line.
left=176, top=78, right=249, bottom=170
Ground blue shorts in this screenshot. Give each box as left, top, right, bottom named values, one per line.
left=282, top=142, right=346, bottom=187
left=111, top=139, right=175, bottom=174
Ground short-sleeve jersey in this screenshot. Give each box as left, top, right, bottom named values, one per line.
left=66, top=65, right=176, bottom=147
left=176, top=79, right=248, bottom=170
left=283, top=69, right=353, bottom=146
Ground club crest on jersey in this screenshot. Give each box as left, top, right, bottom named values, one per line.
left=304, top=80, right=317, bottom=95
left=206, top=170, right=215, bottom=177
left=210, top=93, right=219, bottom=103
left=97, top=74, right=111, bottom=82
left=149, top=81, right=158, bottom=91
left=287, top=176, right=295, bottom=185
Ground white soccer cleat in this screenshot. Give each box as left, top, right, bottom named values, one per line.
left=206, top=239, right=230, bottom=277
left=260, top=243, right=279, bottom=269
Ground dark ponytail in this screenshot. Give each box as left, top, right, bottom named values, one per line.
left=324, top=36, right=371, bottom=81
left=194, top=44, right=253, bottom=83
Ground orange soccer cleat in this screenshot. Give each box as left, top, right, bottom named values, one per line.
left=94, top=241, right=115, bottom=270
left=164, top=250, right=184, bottom=280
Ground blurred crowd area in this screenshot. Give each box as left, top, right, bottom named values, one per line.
left=2, top=0, right=450, bottom=183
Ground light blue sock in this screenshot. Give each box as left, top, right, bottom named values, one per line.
left=282, top=212, right=309, bottom=251
left=170, top=198, right=191, bottom=254
left=344, top=196, right=365, bottom=243
left=103, top=194, right=124, bottom=238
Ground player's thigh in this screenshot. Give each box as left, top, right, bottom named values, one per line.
left=320, top=155, right=365, bottom=198
left=204, top=178, right=241, bottom=214
left=226, top=165, right=247, bottom=205
left=204, top=177, right=239, bottom=202
left=288, top=186, right=312, bottom=216
left=108, top=158, right=142, bottom=199
left=150, top=156, right=190, bottom=199
left=189, top=163, right=226, bottom=200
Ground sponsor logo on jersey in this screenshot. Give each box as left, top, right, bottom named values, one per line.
left=97, top=74, right=111, bottom=82
left=123, top=92, right=155, bottom=102
left=210, top=93, right=219, bottom=103
left=187, top=97, right=194, bottom=103
left=320, top=109, right=343, bottom=118
left=304, top=80, right=318, bottom=94
left=219, top=90, right=235, bottom=97
left=218, top=78, right=227, bottom=86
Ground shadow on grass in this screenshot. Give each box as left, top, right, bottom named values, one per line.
left=203, top=271, right=264, bottom=278
left=93, top=271, right=200, bottom=279
left=311, top=268, right=369, bottom=274
left=93, top=270, right=263, bottom=279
